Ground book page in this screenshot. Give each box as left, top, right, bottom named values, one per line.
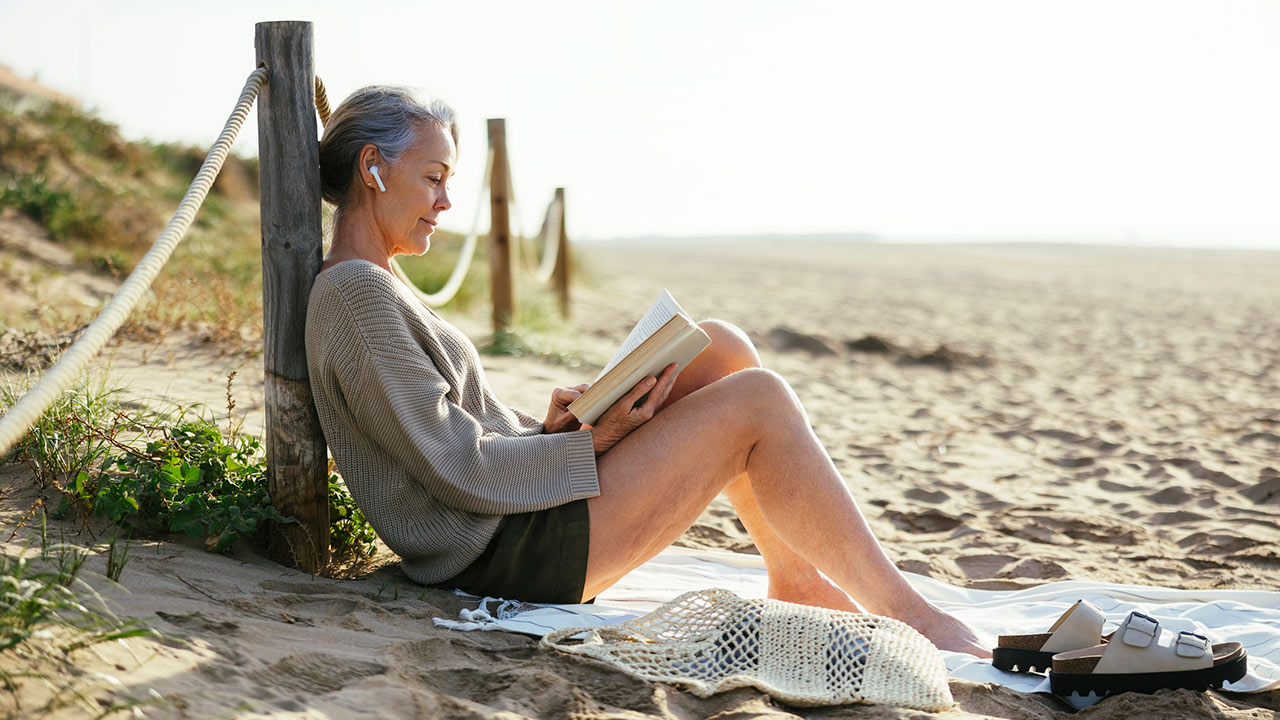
left=595, top=289, right=687, bottom=381
left=571, top=322, right=711, bottom=425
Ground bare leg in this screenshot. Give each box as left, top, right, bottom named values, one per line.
left=586, top=321, right=989, bottom=655
left=664, top=321, right=857, bottom=611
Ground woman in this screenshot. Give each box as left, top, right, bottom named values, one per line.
left=305, top=86, right=988, bottom=656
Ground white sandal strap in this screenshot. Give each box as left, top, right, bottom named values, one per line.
left=1041, top=599, right=1107, bottom=653
left=1120, top=611, right=1159, bottom=648
left=1175, top=631, right=1210, bottom=658
left=1092, top=611, right=1213, bottom=674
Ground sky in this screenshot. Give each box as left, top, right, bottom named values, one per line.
left=1, top=0, right=1278, bottom=248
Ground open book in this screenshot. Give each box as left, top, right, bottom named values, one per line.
left=567, top=290, right=711, bottom=425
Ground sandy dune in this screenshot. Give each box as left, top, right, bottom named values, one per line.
left=2, top=240, right=1278, bottom=718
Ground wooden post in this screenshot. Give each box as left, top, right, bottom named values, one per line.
left=487, top=118, right=514, bottom=333
left=553, top=187, right=570, bottom=318
left=255, top=21, right=330, bottom=573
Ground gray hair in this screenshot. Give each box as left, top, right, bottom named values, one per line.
left=318, top=85, right=458, bottom=207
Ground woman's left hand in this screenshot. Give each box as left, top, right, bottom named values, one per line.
left=544, top=383, right=590, bottom=433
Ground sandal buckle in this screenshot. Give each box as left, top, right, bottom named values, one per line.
left=1176, top=631, right=1209, bottom=658
left=1122, top=611, right=1158, bottom=648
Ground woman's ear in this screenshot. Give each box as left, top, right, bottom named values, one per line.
left=357, top=144, right=380, bottom=190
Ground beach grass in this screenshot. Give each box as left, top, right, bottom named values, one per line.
left=0, top=510, right=158, bottom=718
left=1, top=368, right=377, bottom=567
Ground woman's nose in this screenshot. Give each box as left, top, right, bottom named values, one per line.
left=436, top=186, right=452, bottom=211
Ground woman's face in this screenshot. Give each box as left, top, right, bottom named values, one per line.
left=372, top=122, right=456, bottom=256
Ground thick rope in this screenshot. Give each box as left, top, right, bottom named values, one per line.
left=0, top=68, right=268, bottom=458
left=503, top=148, right=561, bottom=285
left=526, top=193, right=562, bottom=285
left=314, top=76, right=331, bottom=127
left=390, top=146, right=495, bottom=307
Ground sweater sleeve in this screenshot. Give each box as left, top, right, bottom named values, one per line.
left=506, top=404, right=546, bottom=433
left=326, top=279, right=599, bottom=516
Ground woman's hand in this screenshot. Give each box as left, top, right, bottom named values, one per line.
left=586, top=363, right=679, bottom=456
left=544, top=383, right=590, bottom=434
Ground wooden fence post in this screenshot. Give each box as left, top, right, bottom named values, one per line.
left=553, top=187, right=570, bottom=318
left=255, top=21, right=330, bottom=573
left=487, top=118, right=514, bottom=333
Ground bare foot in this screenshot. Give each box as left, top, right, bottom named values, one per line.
left=768, top=568, right=862, bottom=613
left=900, top=602, right=992, bottom=657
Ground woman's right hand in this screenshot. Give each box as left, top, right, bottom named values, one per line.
left=585, top=363, right=679, bottom=456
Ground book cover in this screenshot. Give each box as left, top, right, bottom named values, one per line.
left=568, top=290, right=711, bottom=425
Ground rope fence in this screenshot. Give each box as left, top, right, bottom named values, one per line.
left=519, top=185, right=564, bottom=285
left=1, top=69, right=570, bottom=457
left=316, top=76, right=562, bottom=309
left=314, top=76, right=332, bottom=126
left=1, top=22, right=575, bottom=569
left=0, top=67, right=268, bottom=458
left=503, top=145, right=565, bottom=286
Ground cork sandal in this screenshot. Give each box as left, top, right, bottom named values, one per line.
left=1048, top=611, right=1247, bottom=697
left=993, top=599, right=1109, bottom=674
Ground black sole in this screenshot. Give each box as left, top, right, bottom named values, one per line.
left=993, top=647, right=1053, bottom=674
left=1049, top=652, right=1248, bottom=697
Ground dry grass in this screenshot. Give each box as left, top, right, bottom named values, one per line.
left=1, top=88, right=264, bottom=340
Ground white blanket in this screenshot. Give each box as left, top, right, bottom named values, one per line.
left=433, top=546, right=1280, bottom=698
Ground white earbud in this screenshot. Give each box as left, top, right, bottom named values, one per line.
left=369, top=165, right=387, bottom=193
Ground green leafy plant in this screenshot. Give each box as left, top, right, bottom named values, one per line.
left=0, top=173, right=74, bottom=228
left=7, top=375, right=380, bottom=564
left=0, top=168, right=111, bottom=245
left=90, top=419, right=293, bottom=553
left=328, top=472, right=377, bottom=560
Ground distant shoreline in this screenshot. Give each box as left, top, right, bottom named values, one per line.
left=573, top=233, right=1280, bottom=253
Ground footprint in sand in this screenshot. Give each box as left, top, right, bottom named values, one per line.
left=1050, top=455, right=1095, bottom=468
left=1167, top=457, right=1240, bottom=486
left=155, top=610, right=240, bottom=634
left=1098, top=479, right=1143, bottom=493
left=1147, top=485, right=1195, bottom=505
left=904, top=488, right=950, bottom=504
left=1033, top=428, right=1090, bottom=444
left=1064, top=523, right=1143, bottom=546
left=881, top=507, right=965, bottom=533
left=1239, top=431, right=1280, bottom=445
left=1003, top=557, right=1068, bottom=579
left=1242, top=472, right=1280, bottom=504
left=955, top=554, right=1017, bottom=579
left=1147, top=510, right=1211, bottom=525
left=1176, top=532, right=1262, bottom=554
left=991, top=517, right=1073, bottom=545
left=251, top=652, right=388, bottom=695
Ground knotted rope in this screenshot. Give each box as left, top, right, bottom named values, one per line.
left=0, top=68, right=268, bottom=458
left=314, top=76, right=331, bottom=127
left=521, top=189, right=563, bottom=285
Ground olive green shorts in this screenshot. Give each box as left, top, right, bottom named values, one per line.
left=442, top=498, right=591, bottom=604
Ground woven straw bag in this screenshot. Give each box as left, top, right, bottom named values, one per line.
left=542, top=588, right=954, bottom=711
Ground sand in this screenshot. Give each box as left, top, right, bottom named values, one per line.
left=2, top=238, right=1279, bottom=719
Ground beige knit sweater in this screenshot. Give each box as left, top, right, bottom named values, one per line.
left=305, top=260, right=600, bottom=584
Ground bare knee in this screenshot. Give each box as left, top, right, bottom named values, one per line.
left=697, top=319, right=761, bottom=374
left=722, top=367, right=799, bottom=423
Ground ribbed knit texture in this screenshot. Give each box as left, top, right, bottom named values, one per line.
left=305, top=260, right=600, bottom=584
